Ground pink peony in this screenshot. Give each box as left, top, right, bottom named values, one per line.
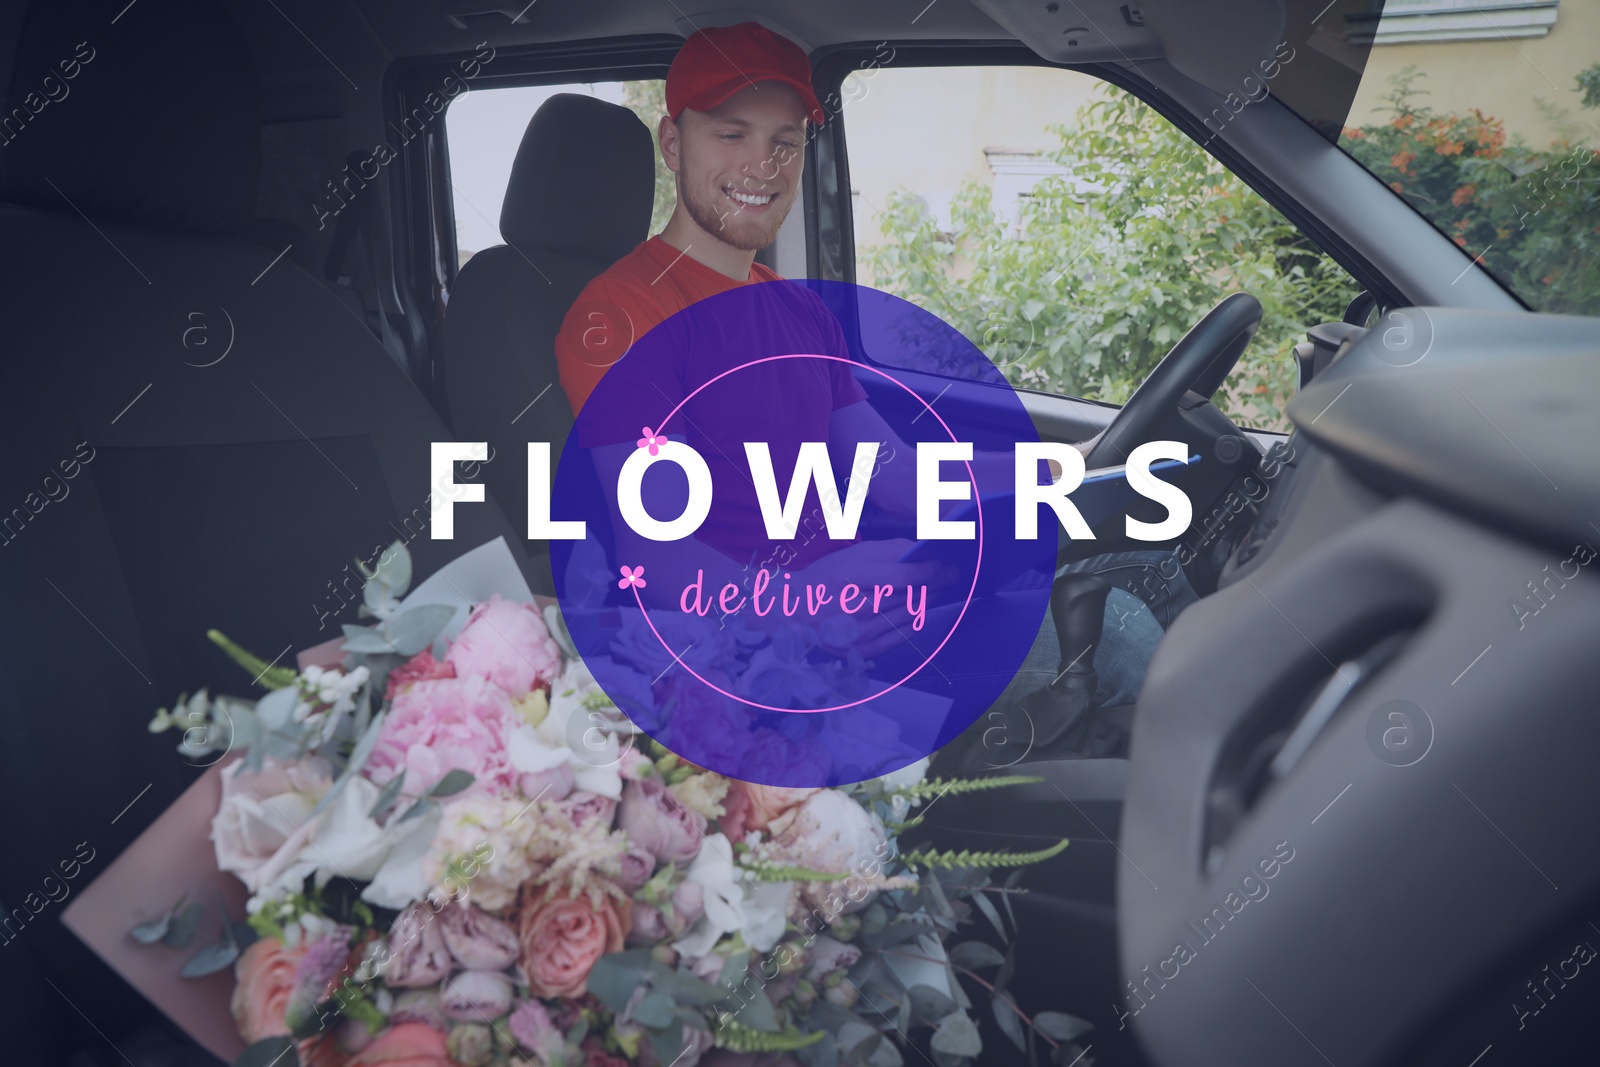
left=384, top=648, right=456, bottom=701
left=519, top=762, right=575, bottom=803
left=618, top=779, right=704, bottom=866
left=556, top=790, right=617, bottom=829
left=344, top=1022, right=454, bottom=1067
left=366, top=674, right=520, bottom=796
left=446, top=595, right=562, bottom=697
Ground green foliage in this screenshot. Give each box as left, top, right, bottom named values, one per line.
left=862, top=88, right=1358, bottom=432
left=207, top=629, right=297, bottom=689
left=883, top=774, right=1043, bottom=803
left=622, top=80, right=676, bottom=235
left=897, top=838, right=1068, bottom=871
left=1340, top=64, right=1600, bottom=317
left=715, top=1018, right=826, bottom=1052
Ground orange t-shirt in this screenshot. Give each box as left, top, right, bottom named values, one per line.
left=553, top=236, right=783, bottom=412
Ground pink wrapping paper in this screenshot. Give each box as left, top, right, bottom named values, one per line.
left=61, top=756, right=249, bottom=1065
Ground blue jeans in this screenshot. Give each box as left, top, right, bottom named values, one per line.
left=997, top=548, right=1198, bottom=710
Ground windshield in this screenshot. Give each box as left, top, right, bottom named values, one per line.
left=1334, top=2, right=1599, bottom=315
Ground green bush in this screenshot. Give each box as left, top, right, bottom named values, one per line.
left=862, top=90, right=1357, bottom=432
left=1340, top=65, right=1600, bottom=317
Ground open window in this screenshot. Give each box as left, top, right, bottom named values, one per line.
left=828, top=56, right=1362, bottom=433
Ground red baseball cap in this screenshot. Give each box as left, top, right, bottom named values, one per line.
left=666, top=22, right=826, bottom=127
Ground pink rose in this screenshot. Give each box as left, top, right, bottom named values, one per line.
left=230, top=937, right=306, bottom=1044
left=345, top=1022, right=454, bottom=1067
left=441, top=969, right=514, bottom=1021
left=719, top=781, right=818, bottom=842
left=438, top=902, right=519, bottom=970
left=366, top=674, right=520, bottom=796
left=556, top=790, right=617, bottom=829
left=446, top=595, right=562, bottom=697
left=212, top=757, right=333, bottom=895
left=618, top=779, right=704, bottom=866
left=516, top=888, right=631, bottom=999
left=383, top=904, right=453, bottom=989
left=385, top=648, right=456, bottom=701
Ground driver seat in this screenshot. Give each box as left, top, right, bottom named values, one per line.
left=441, top=94, right=656, bottom=574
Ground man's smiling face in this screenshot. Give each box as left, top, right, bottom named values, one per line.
left=663, top=81, right=808, bottom=252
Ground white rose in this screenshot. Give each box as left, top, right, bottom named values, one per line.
left=211, top=757, right=333, bottom=894
left=674, top=833, right=791, bottom=959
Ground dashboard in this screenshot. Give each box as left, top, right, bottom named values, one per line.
left=1119, top=308, right=1600, bottom=1066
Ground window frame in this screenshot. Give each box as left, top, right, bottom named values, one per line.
left=807, top=41, right=1403, bottom=311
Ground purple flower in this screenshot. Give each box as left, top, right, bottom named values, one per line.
left=614, top=841, right=656, bottom=893
left=508, top=997, right=560, bottom=1054
left=383, top=904, right=453, bottom=988
left=438, top=902, right=519, bottom=970
left=557, top=789, right=617, bottom=829
left=618, top=779, right=704, bottom=865
left=441, top=969, right=515, bottom=1021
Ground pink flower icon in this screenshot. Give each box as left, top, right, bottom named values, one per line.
left=636, top=427, right=665, bottom=456
left=617, top=565, right=647, bottom=590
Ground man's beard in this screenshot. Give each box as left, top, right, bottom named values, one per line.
left=678, top=170, right=793, bottom=252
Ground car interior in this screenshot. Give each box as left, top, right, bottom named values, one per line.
left=2, top=0, right=1597, bottom=1064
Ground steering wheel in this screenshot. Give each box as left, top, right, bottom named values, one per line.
left=1082, top=292, right=1263, bottom=470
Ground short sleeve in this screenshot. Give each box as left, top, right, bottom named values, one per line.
left=553, top=290, right=641, bottom=414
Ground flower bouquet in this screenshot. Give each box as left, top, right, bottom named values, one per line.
left=122, top=539, right=1090, bottom=1067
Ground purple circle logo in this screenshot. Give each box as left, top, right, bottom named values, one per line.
left=551, top=281, right=1054, bottom=786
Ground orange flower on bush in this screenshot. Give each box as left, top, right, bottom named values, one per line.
left=1452, top=184, right=1476, bottom=207
left=516, top=887, right=631, bottom=998
left=231, top=937, right=307, bottom=1044
left=1436, top=140, right=1464, bottom=156
left=1391, top=150, right=1416, bottom=174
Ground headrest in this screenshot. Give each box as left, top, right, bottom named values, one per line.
left=1, top=0, right=259, bottom=235
left=499, top=93, right=655, bottom=262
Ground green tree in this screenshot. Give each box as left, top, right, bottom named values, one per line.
left=862, top=89, right=1358, bottom=432
left=622, top=80, right=677, bottom=236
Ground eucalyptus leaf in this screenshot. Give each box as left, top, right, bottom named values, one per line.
left=254, top=687, right=299, bottom=732
left=646, top=1021, right=686, bottom=1067
left=346, top=709, right=388, bottom=778
left=649, top=969, right=726, bottom=1007
left=586, top=950, right=652, bottom=1013
left=908, top=984, right=957, bottom=1023
left=633, top=991, right=675, bottom=1028
left=368, top=771, right=406, bottom=819
left=995, top=948, right=1016, bottom=995
left=866, top=1037, right=904, bottom=1067
left=362, top=572, right=393, bottom=615
left=1032, top=1012, right=1093, bottom=1043
left=373, top=541, right=411, bottom=597
left=130, top=913, right=172, bottom=945
left=992, top=993, right=1026, bottom=1052
left=397, top=797, right=437, bottom=823
left=341, top=629, right=395, bottom=654
left=427, top=769, right=475, bottom=799
left=182, top=939, right=242, bottom=977
left=234, top=1036, right=299, bottom=1067
left=163, top=901, right=203, bottom=948
left=930, top=1012, right=982, bottom=1058
left=971, top=891, right=1007, bottom=943
left=946, top=941, right=1005, bottom=970
left=835, top=1020, right=881, bottom=1060
left=388, top=604, right=455, bottom=656
left=727, top=987, right=778, bottom=1032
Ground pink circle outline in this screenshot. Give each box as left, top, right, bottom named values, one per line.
left=623, top=352, right=983, bottom=714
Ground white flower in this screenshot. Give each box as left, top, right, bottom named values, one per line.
left=674, top=833, right=791, bottom=958
left=508, top=720, right=621, bottom=801
left=244, top=773, right=415, bottom=908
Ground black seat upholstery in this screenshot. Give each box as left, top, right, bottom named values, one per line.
left=441, top=93, right=655, bottom=560
left=0, top=0, right=530, bottom=1055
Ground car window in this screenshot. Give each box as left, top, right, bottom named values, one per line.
left=444, top=79, right=671, bottom=271
left=1334, top=3, right=1599, bottom=316
left=845, top=65, right=1361, bottom=433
